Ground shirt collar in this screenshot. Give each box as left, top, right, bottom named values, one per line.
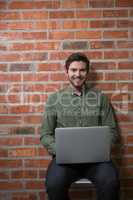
left=66, top=83, right=87, bottom=96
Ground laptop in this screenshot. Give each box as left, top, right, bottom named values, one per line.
left=55, top=126, right=112, bottom=164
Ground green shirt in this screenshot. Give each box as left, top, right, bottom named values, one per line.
left=40, top=84, right=118, bottom=155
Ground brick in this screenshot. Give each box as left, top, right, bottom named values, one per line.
left=0, top=95, right=6, bottom=103
left=35, top=42, right=60, bottom=50
left=0, top=22, right=8, bottom=29
left=0, top=64, right=7, bottom=72
left=76, top=10, right=102, bottom=18
left=11, top=170, right=37, bottom=179
left=90, top=41, right=115, bottom=49
left=127, top=135, right=133, bottom=143
left=91, top=62, right=116, bottom=70
left=0, top=149, right=8, bottom=157
left=9, top=1, right=34, bottom=9
left=0, top=84, right=8, bottom=93
left=117, top=20, right=133, bottom=28
left=111, top=93, right=130, bottom=102
left=104, top=51, right=129, bottom=59
left=34, top=105, right=44, bottom=113
left=23, top=94, right=47, bottom=104
left=25, top=181, right=44, bottom=190
left=62, top=20, right=88, bottom=29
left=39, top=170, right=47, bottom=179
left=62, top=41, right=89, bottom=50
left=89, top=0, right=114, bottom=7
left=118, top=83, right=133, bottom=91
left=0, top=137, right=23, bottom=146
left=103, top=31, right=128, bottom=38
left=0, top=74, right=21, bottom=82
left=38, top=147, right=49, bottom=156
left=24, top=136, right=40, bottom=145
left=23, top=83, right=61, bottom=93
left=50, top=72, right=66, bottom=82
left=117, top=41, right=133, bottom=48
left=0, top=53, right=21, bottom=62
left=10, top=105, right=35, bottom=114
left=75, top=31, right=101, bottom=39
left=62, top=0, right=88, bottom=8
left=87, top=72, right=103, bottom=81
left=12, top=192, right=37, bottom=200
left=118, top=62, right=133, bottom=70
left=103, top=10, right=128, bottom=17
left=9, top=64, right=33, bottom=72
left=8, top=148, right=38, bottom=157
left=0, top=172, right=9, bottom=179
left=95, top=83, right=116, bottom=91
left=10, top=42, right=33, bottom=51
left=0, top=32, right=21, bottom=40
left=0, top=106, right=8, bottom=114
left=130, top=10, right=133, bottom=17
left=49, top=31, right=74, bottom=40
left=21, top=52, right=48, bottom=61
left=35, top=21, right=61, bottom=30
left=10, top=127, right=35, bottom=135
left=116, top=0, right=133, bottom=7
left=23, top=73, right=49, bottom=82
left=22, top=32, right=47, bottom=40
left=22, top=11, right=48, bottom=20
left=0, top=12, right=21, bottom=20
left=0, top=116, right=22, bottom=124
left=90, top=20, right=115, bottom=28
left=105, top=72, right=131, bottom=81
left=51, top=52, right=102, bottom=61
left=86, top=52, right=102, bottom=59
left=24, top=115, right=42, bottom=124
left=117, top=114, right=132, bottom=122
left=38, top=63, right=61, bottom=72
left=49, top=11, right=74, bottom=18
left=8, top=22, right=33, bottom=30
left=0, top=181, right=23, bottom=190
left=34, top=1, right=60, bottom=9
left=24, top=159, right=50, bottom=168
left=0, top=44, right=7, bottom=50
left=6, top=95, right=21, bottom=104
left=0, top=160, right=22, bottom=168
left=50, top=52, right=71, bottom=60
left=122, top=179, right=133, bottom=188
left=0, top=2, right=6, bottom=9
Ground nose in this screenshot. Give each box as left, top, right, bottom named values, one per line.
left=75, top=70, right=80, bottom=76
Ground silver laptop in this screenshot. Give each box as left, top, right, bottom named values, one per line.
left=55, top=126, right=112, bottom=164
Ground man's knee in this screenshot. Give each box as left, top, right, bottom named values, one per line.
left=46, top=177, right=69, bottom=193
left=95, top=163, right=119, bottom=187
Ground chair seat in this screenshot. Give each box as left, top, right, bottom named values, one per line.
left=75, top=178, right=92, bottom=184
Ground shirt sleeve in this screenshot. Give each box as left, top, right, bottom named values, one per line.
left=100, top=94, right=120, bottom=145
left=40, top=93, right=57, bottom=155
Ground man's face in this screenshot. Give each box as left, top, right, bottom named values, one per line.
left=66, top=61, right=88, bottom=89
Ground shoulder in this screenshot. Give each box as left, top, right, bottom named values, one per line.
left=86, top=85, right=110, bottom=103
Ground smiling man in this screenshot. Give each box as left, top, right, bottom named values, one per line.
left=40, top=53, right=120, bottom=200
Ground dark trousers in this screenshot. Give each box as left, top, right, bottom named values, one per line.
left=45, top=157, right=120, bottom=200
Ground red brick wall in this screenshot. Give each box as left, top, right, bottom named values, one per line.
left=0, top=0, right=133, bottom=199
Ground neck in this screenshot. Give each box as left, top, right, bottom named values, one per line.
left=71, top=84, right=84, bottom=96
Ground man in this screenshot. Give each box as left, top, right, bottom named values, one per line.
left=40, top=53, right=120, bottom=200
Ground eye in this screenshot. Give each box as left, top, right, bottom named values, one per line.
left=81, top=69, right=86, bottom=72
left=71, top=68, right=77, bottom=72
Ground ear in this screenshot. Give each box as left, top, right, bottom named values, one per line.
left=64, top=66, right=68, bottom=74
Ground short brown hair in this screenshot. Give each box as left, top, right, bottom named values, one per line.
left=65, top=52, right=90, bottom=72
